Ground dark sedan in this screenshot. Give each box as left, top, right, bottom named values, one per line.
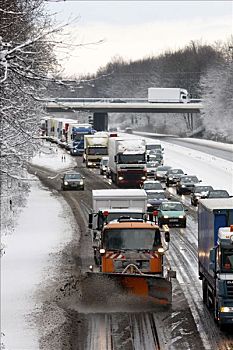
left=147, top=191, right=168, bottom=211
left=165, top=168, right=185, bottom=186
left=155, top=165, right=172, bottom=181
left=176, top=175, right=201, bottom=195
left=61, top=172, right=85, bottom=191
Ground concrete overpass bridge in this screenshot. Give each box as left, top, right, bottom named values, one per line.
left=45, top=98, right=203, bottom=132
left=46, top=98, right=203, bottom=113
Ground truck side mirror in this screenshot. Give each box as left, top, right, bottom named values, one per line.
left=88, top=213, right=93, bottom=229
left=165, top=231, right=170, bottom=243
left=209, top=262, right=215, bottom=272
left=209, top=248, right=216, bottom=263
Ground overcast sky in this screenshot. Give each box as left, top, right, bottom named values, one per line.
left=45, top=1, right=233, bottom=77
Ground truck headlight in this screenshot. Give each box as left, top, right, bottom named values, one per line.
left=118, top=176, right=124, bottom=180
left=220, top=306, right=233, bottom=312
left=158, top=247, right=164, bottom=254
left=64, top=181, right=68, bottom=185
left=141, top=176, right=146, bottom=180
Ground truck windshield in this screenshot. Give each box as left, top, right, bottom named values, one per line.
left=103, top=228, right=161, bottom=250
left=118, top=154, right=145, bottom=164
left=146, top=145, right=162, bottom=151
left=221, top=248, right=233, bottom=272
left=88, top=147, right=108, bottom=155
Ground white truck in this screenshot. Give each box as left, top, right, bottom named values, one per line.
left=148, top=88, right=190, bottom=103
left=108, top=137, right=147, bottom=187
left=84, top=133, right=108, bottom=167
left=88, top=188, right=148, bottom=233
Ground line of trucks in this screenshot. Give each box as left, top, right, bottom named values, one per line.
left=43, top=117, right=233, bottom=326
left=84, top=134, right=164, bottom=187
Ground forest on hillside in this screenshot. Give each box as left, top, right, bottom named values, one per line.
left=51, top=40, right=233, bottom=142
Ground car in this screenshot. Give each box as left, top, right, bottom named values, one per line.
left=190, top=184, right=214, bottom=206
left=206, top=190, right=230, bottom=198
left=146, top=143, right=164, bottom=154
left=165, top=168, right=185, bottom=186
left=147, top=191, right=169, bottom=214
left=125, top=127, right=133, bottom=134
left=142, top=180, right=165, bottom=193
left=147, top=153, right=163, bottom=166
left=154, top=165, right=172, bottom=181
left=99, top=156, right=109, bottom=175
left=176, top=175, right=201, bottom=195
left=157, top=201, right=187, bottom=228
left=61, top=172, right=85, bottom=190
left=146, top=162, right=159, bottom=178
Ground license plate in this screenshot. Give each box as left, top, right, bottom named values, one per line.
left=169, top=219, right=178, bottom=222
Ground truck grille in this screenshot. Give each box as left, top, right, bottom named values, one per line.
left=226, top=281, right=233, bottom=298
left=124, top=173, right=144, bottom=180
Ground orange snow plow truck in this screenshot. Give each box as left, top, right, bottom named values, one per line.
left=88, top=215, right=175, bottom=305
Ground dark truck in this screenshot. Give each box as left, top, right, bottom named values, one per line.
left=198, top=198, right=233, bottom=328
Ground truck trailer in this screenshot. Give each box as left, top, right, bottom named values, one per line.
left=148, top=88, right=190, bottom=103
left=108, top=137, right=147, bottom=187
left=89, top=188, right=148, bottom=234
left=198, top=198, right=233, bottom=327
left=83, top=133, right=108, bottom=167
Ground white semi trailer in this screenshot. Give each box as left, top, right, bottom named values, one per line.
left=148, top=88, right=190, bottom=103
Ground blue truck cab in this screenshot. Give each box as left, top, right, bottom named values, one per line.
left=198, top=198, right=233, bottom=328
left=70, top=125, right=96, bottom=156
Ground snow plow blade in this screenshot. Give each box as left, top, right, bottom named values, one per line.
left=86, top=272, right=172, bottom=305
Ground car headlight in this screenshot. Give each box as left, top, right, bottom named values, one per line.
left=79, top=180, right=83, bottom=185
left=147, top=203, right=152, bottom=207
left=64, top=181, right=68, bottom=185
left=88, top=162, right=92, bottom=165
left=179, top=215, right=185, bottom=218
left=73, top=150, right=77, bottom=153
left=141, top=176, right=146, bottom=180
left=169, top=177, right=173, bottom=180
left=181, top=185, right=185, bottom=188
left=163, top=215, right=169, bottom=219
left=118, top=176, right=124, bottom=181
left=220, top=306, right=233, bottom=312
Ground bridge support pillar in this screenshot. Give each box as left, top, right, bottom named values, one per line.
left=93, top=112, right=108, bottom=131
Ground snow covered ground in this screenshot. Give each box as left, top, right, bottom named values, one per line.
left=31, top=142, right=76, bottom=171
left=1, top=157, right=76, bottom=349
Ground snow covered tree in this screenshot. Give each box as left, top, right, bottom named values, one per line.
left=0, top=0, right=59, bottom=239
left=200, top=40, right=233, bottom=142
